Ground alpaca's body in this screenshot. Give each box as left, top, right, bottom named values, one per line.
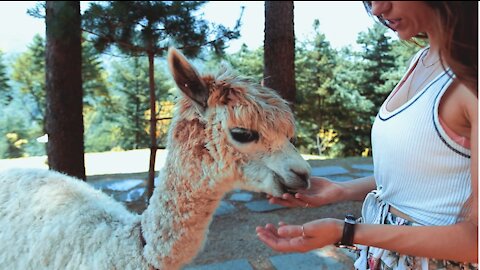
left=0, top=48, right=311, bottom=270
left=0, top=147, right=231, bottom=269
left=0, top=169, right=145, bottom=269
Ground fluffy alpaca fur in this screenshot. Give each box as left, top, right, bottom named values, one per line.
left=0, top=48, right=311, bottom=270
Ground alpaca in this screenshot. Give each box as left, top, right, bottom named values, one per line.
left=0, top=48, right=311, bottom=270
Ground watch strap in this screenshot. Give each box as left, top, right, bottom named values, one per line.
left=336, top=214, right=358, bottom=250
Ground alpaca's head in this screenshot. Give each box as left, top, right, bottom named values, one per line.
left=167, top=48, right=311, bottom=197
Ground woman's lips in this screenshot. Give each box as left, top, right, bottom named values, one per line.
left=386, top=19, right=400, bottom=30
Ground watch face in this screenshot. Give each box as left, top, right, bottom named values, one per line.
left=345, top=215, right=356, bottom=222
left=345, top=220, right=356, bottom=225
left=336, top=244, right=359, bottom=251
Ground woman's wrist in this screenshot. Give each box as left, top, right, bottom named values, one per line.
left=340, top=176, right=375, bottom=201
left=303, top=218, right=344, bottom=246
left=333, top=218, right=345, bottom=244
left=336, top=181, right=354, bottom=202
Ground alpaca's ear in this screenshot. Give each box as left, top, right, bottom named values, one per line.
left=168, top=48, right=209, bottom=109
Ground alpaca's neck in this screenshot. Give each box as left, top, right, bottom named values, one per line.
left=140, top=145, right=239, bottom=270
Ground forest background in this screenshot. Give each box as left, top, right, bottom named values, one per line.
left=0, top=1, right=421, bottom=162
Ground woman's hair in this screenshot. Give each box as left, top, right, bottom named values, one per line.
left=363, top=1, right=478, bottom=93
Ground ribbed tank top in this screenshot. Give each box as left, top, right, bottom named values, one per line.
left=371, top=48, right=471, bottom=226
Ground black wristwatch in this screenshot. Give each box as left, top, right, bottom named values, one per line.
left=336, top=214, right=358, bottom=251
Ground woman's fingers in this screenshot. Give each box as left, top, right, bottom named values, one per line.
left=295, top=193, right=324, bottom=206
left=256, top=224, right=314, bottom=253
left=268, top=193, right=312, bottom=208
left=268, top=196, right=295, bottom=207
left=278, top=225, right=304, bottom=238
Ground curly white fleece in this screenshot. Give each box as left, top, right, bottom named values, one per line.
left=0, top=168, right=147, bottom=269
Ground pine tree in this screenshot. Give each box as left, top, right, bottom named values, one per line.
left=356, top=23, right=396, bottom=109
left=11, top=35, right=46, bottom=123
left=109, top=56, right=173, bottom=150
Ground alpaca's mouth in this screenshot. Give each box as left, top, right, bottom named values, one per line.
left=273, top=173, right=296, bottom=195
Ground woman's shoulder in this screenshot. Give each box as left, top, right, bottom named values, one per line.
left=443, top=80, right=477, bottom=130
left=452, top=81, right=477, bottom=105
left=457, top=82, right=478, bottom=120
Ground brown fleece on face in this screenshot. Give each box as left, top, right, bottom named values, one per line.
left=205, top=73, right=295, bottom=146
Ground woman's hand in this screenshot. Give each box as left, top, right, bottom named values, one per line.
left=255, top=219, right=343, bottom=253
left=267, top=176, right=346, bottom=208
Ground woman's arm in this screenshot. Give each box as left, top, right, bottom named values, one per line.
left=355, top=221, right=477, bottom=262
left=338, top=175, right=377, bottom=201
left=257, top=217, right=477, bottom=263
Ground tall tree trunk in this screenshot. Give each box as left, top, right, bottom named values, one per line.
left=45, top=1, right=85, bottom=180
left=264, top=1, right=296, bottom=106
left=147, top=51, right=157, bottom=200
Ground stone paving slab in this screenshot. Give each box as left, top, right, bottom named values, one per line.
left=351, top=164, right=374, bottom=171
left=184, top=258, right=254, bottom=270
left=116, top=187, right=145, bottom=202
left=229, top=192, right=254, bottom=202
left=89, top=178, right=144, bottom=190
left=214, top=201, right=237, bottom=216
left=350, top=172, right=372, bottom=178
left=269, top=250, right=352, bottom=270
left=311, top=166, right=350, bottom=176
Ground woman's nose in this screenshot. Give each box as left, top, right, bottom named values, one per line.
left=371, top=1, right=391, bottom=17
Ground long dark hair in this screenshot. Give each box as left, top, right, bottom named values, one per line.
left=363, top=1, right=478, bottom=93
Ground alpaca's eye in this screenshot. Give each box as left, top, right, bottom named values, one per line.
left=229, top=128, right=259, bottom=143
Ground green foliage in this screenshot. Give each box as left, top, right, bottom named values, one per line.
left=0, top=40, right=46, bottom=158
left=294, top=22, right=335, bottom=155
left=82, top=39, right=112, bottom=110
left=0, top=115, right=28, bottom=158
left=83, top=55, right=175, bottom=153
left=356, top=23, right=396, bottom=109
left=294, top=21, right=373, bottom=157
left=11, top=35, right=110, bottom=124
left=209, top=44, right=264, bottom=83
left=82, top=1, right=241, bottom=57
left=0, top=105, right=44, bottom=158
left=6, top=35, right=110, bottom=158
left=83, top=107, right=123, bottom=153
left=378, top=40, right=423, bottom=95
left=326, top=48, right=376, bottom=157
left=0, top=50, right=11, bottom=106
left=11, top=35, right=46, bottom=123
left=107, top=56, right=174, bottom=150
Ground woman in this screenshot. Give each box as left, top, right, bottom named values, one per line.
left=256, top=2, right=478, bottom=269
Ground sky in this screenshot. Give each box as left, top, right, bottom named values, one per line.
left=0, top=1, right=379, bottom=56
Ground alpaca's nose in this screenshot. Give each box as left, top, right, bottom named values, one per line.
left=290, top=169, right=309, bottom=189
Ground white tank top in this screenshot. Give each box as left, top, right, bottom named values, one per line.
left=370, top=48, right=471, bottom=226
